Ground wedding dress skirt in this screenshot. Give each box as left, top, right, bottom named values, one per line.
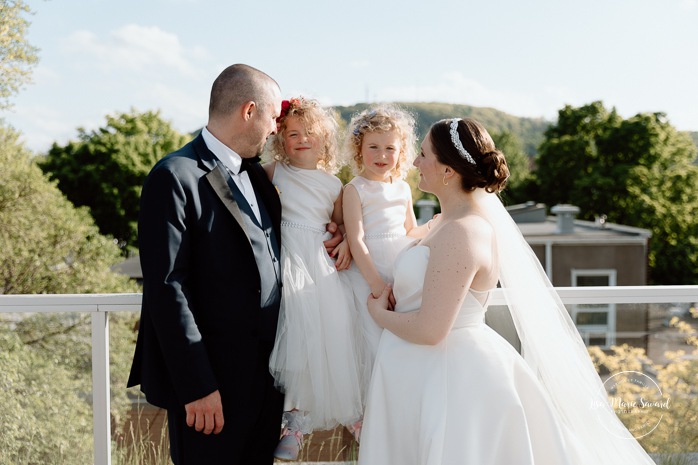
left=358, top=245, right=573, bottom=465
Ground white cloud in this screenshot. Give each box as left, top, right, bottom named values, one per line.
left=62, top=30, right=105, bottom=60
left=10, top=25, right=218, bottom=152
left=10, top=104, right=81, bottom=153
left=680, top=0, right=697, bottom=10
left=375, top=71, right=563, bottom=120
left=62, top=25, right=211, bottom=78
left=145, top=82, right=208, bottom=133
left=30, top=64, right=62, bottom=87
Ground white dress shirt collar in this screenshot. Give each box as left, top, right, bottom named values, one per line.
left=200, top=126, right=262, bottom=223
left=201, top=126, right=243, bottom=174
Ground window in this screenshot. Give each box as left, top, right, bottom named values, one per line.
left=571, top=269, right=616, bottom=348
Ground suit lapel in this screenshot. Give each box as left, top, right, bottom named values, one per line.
left=247, top=163, right=282, bottom=245
left=193, top=133, right=279, bottom=246
left=205, top=164, right=252, bottom=246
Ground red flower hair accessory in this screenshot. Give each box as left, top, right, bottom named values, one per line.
left=277, top=100, right=291, bottom=123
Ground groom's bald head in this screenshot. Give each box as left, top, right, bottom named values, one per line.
left=208, top=64, right=279, bottom=119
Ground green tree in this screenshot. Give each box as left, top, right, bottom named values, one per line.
left=535, top=101, right=698, bottom=284
left=40, top=109, right=191, bottom=251
left=491, top=130, right=532, bottom=205
left=0, top=308, right=143, bottom=461
left=0, top=329, right=94, bottom=464
left=0, top=122, right=141, bottom=462
left=0, top=0, right=38, bottom=110
left=1, top=7, right=145, bottom=462
left=0, top=123, right=137, bottom=294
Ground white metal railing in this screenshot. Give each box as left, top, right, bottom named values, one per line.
left=0, top=293, right=141, bottom=465
left=1, top=286, right=697, bottom=465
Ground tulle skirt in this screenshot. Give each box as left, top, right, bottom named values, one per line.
left=269, top=225, right=363, bottom=430
left=341, top=234, right=416, bottom=404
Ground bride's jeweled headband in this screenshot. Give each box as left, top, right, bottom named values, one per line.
left=450, top=119, right=476, bottom=165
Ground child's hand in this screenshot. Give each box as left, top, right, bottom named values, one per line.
left=323, top=222, right=342, bottom=253
left=387, top=288, right=396, bottom=310
left=370, top=280, right=395, bottom=310
left=330, top=240, right=352, bottom=270
left=367, top=284, right=393, bottom=325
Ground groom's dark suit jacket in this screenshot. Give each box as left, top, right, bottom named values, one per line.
left=127, top=133, right=282, bottom=414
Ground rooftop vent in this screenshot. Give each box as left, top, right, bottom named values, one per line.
left=551, top=204, right=580, bottom=234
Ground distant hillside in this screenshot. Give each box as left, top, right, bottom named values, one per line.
left=333, top=102, right=551, bottom=158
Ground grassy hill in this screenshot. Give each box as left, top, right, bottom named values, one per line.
left=334, top=102, right=551, bottom=158
left=334, top=103, right=698, bottom=160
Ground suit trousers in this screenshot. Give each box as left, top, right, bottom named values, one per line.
left=167, top=342, right=284, bottom=465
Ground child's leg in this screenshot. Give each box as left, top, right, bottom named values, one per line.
left=346, top=418, right=363, bottom=444
left=274, top=410, right=312, bottom=461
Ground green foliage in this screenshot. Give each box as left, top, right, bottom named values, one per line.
left=689, top=132, right=698, bottom=159
left=534, top=101, right=698, bottom=284
left=0, top=0, right=38, bottom=110
left=334, top=102, right=550, bottom=158
left=0, top=123, right=138, bottom=294
left=0, top=328, right=93, bottom=464
left=0, top=122, right=140, bottom=461
left=491, top=130, right=532, bottom=205
left=589, top=311, right=698, bottom=455
left=39, top=109, right=191, bottom=252
left=109, top=312, right=142, bottom=428
left=0, top=310, right=143, bottom=464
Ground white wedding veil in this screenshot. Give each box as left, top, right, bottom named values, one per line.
left=480, top=190, right=656, bottom=464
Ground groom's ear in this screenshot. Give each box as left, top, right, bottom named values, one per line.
left=240, top=101, right=256, bottom=121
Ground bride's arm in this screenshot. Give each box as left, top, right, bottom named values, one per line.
left=368, top=218, right=490, bottom=345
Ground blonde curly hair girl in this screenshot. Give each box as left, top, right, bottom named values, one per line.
left=266, top=97, right=340, bottom=173
left=343, top=104, right=417, bottom=179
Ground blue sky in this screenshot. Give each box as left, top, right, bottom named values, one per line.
left=5, top=0, right=698, bottom=152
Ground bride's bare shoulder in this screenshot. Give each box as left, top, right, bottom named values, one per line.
left=439, top=214, right=492, bottom=240
left=421, top=216, right=491, bottom=258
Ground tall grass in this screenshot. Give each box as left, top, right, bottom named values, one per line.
left=113, top=404, right=169, bottom=465
left=296, top=428, right=358, bottom=463
left=653, top=453, right=698, bottom=465
left=112, top=406, right=359, bottom=465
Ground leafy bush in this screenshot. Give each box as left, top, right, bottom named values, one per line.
left=590, top=309, right=698, bottom=454
left=0, top=329, right=93, bottom=464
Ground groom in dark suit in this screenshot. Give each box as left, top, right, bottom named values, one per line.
left=128, top=64, right=287, bottom=464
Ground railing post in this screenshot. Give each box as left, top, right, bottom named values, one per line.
left=415, top=198, right=439, bottom=225
left=91, top=310, right=112, bottom=465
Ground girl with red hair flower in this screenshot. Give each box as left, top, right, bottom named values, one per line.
left=263, top=97, right=363, bottom=460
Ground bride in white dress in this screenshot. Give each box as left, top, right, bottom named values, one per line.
left=358, top=118, right=656, bottom=465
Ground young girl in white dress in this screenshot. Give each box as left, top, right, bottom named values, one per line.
left=264, top=97, right=362, bottom=460
left=342, top=105, right=428, bottom=439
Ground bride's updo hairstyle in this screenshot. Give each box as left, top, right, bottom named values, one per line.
left=429, top=118, right=509, bottom=193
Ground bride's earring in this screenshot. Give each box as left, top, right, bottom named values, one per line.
left=442, top=171, right=450, bottom=186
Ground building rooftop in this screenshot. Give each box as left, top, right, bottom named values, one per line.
left=508, top=202, right=652, bottom=245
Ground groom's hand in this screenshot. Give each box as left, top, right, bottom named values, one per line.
left=185, top=389, right=224, bottom=434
